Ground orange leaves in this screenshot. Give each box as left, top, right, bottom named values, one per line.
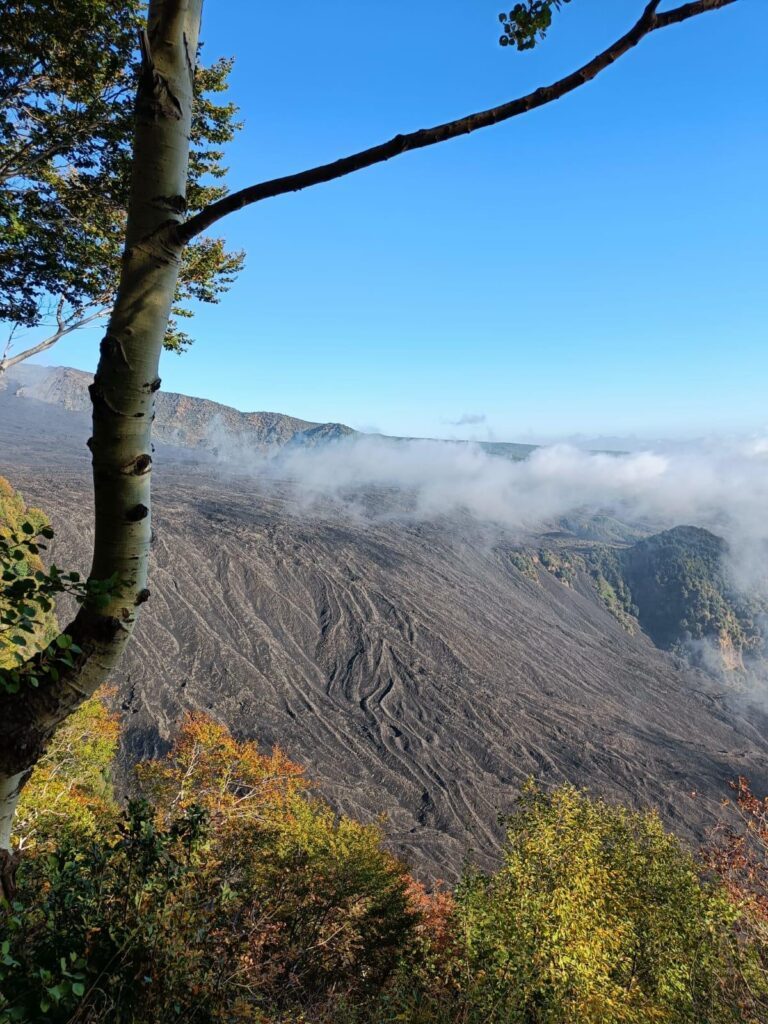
left=123, top=713, right=419, bottom=1010
left=707, top=776, right=768, bottom=924
left=136, top=712, right=308, bottom=826
left=405, top=877, right=456, bottom=955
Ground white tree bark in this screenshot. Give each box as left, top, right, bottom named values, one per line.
left=0, top=0, right=203, bottom=895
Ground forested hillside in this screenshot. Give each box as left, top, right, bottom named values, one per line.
left=522, top=526, right=768, bottom=669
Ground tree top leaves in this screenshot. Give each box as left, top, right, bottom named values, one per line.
left=499, top=1, right=572, bottom=50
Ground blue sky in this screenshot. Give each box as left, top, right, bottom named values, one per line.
left=37, top=1, right=767, bottom=442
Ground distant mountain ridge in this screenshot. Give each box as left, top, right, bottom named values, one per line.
left=0, top=363, right=538, bottom=460
left=1, top=363, right=356, bottom=452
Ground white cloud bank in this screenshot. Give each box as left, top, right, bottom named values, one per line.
left=212, top=431, right=768, bottom=595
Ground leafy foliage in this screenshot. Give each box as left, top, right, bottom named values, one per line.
left=441, top=784, right=750, bottom=1023
left=537, top=547, right=580, bottom=585
left=136, top=715, right=418, bottom=1010
left=0, top=478, right=74, bottom=690
left=594, top=527, right=768, bottom=660
left=1, top=713, right=417, bottom=1022
left=705, top=776, right=768, bottom=1020
left=0, top=0, right=244, bottom=359
left=516, top=526, right=768, bottom=662
left=3, top=708, right=768, bottom=1023
left=0, top=478, right=120, bottom=695
left=1, top=799, right=210, bottom=1022
left=0, top=478, right=54, bottom=670
left=499, top=1, right=572, bottom=50
left=14, top=690, right=119, bottom=852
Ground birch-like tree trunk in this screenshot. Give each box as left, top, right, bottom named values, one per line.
left=0, top=0, right=202, bottom=899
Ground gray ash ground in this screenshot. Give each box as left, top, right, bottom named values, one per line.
left=2, top=384, right=768, bottom=880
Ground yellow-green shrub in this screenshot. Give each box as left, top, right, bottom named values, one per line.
left=399, top=783, right=762, bottom=1024
left=14, top=690, right=120, bottom=852
left=4, top=709, right=768, bottom=1024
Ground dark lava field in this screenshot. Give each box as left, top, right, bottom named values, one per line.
left=2, top=373, right=768, bottom=879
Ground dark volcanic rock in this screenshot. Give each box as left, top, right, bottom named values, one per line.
left=2, top=375, right=768, bottom=881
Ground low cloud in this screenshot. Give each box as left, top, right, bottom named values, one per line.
left=208, top=428, right=768, bottom=597
left=446, top=413, right=486, bottom=427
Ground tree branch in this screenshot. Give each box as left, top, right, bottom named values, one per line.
left=176, top=0, right=738, bottom=246
left=0, top=304, right=110, bottom=374
left=654, top=0, right=735, bottom=28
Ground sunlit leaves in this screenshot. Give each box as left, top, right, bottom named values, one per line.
left=15, top=690, right=120, bottom=851
left=3, top=712, right=417, bottom=1021
left=4, top=709, right=768, bottom=1021
left=499, top=1, right=572, bottom=50
left=0, top=476, right=119, bottom=694
left=0, top=4, right=244, bottom=356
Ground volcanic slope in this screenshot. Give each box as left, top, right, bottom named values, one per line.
left=0, top=363, right=355, bottom=450
left=2, top=383, right=768, bottom=879
left=0, top=364, right=537, bottom=460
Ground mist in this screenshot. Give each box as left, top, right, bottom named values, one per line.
left=207, top=429, right=768, bottom=596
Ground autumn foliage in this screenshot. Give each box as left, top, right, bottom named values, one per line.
left=707, top=776, right=768, bottom=922
left=2, top=699, right=768, bottom=1023
left=1, top=703, right=418, bottom=1021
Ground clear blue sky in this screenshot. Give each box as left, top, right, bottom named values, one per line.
left=39, top=1, right=767, bottom=442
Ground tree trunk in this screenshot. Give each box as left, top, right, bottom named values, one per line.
left=0, top=0, right=202, bottom=897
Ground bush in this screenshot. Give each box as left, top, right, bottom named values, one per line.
left=3, top=705, right=768, bottom=1024
left=138, top=714, right=418, bottom=1013
left=1, top=798, right=211, bottom=1023
left=14, top=693, right=119, bottom=853
left=364, top=784, right=768, bottom=1024
left=1, top=710, right=417, bottom=1023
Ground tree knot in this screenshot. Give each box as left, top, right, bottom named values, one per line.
left=126, top=504, right=149, bottom=522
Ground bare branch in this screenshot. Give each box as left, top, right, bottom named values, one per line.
left=177, top=0, right=738, bottom=246
left=55, top=296, right=66, bottom=333
left=0, top=304, right=111, bottom=374
left=1, top=324, right=20, bottom=364
left=655, top=0, right=735, bottom=28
